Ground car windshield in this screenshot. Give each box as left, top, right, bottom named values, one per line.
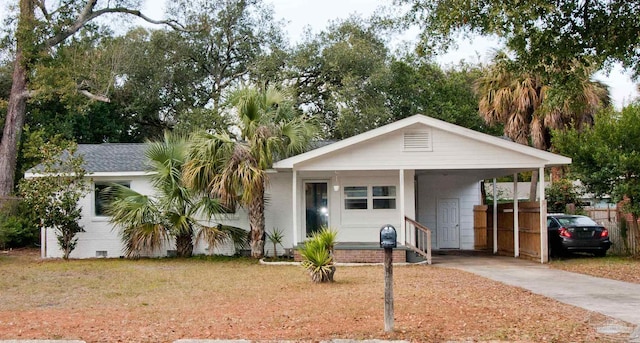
left=557, top=216, right=598, bottom=226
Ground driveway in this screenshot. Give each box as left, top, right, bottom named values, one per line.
left=434, top=254, right=640, bottom=341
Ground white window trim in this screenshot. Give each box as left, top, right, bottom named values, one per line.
left=343, top=184, right=397, bottom=211
left=93, top=180, right=131, bottom=220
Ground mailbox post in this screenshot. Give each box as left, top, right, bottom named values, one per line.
left=380, top=225, right=397, bottom=332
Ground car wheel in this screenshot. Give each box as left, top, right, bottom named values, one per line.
left=549, top=244, right=564, bottom=259
left=549, top=245, right=556, bottom=258
left=594, top=251, right=607, bottom=257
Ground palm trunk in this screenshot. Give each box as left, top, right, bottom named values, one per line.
left=248, top=184, right=265, bottom=259
left=550, top=166, right=564, bottom=182
left=175, top=232, right=193, bottom=257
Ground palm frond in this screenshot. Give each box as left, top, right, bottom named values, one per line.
left=120, top=222, right=168, bottom=258
left=166, top=211, right=194, bottom=237
left=195, top=224, right=248, bottom=253
left=106, top=184, right=160, bottom=227
left=183, top=132, right=235, bottom=191
left=105, top=184, right=169, bottom=257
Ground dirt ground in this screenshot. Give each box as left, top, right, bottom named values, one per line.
left=0, top=248, right=635, bottom=342
left=549, top=254, right=640, bottom=284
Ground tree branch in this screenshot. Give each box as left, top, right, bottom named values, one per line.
left=35, top=0, right=51, bottom=21
left=46, top=4, right=186, bottom=48
left=78, top=90, right=111, bottom=103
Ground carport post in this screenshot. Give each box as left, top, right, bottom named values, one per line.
left=292, top=169, right=298, bottom=246
left=539, top=166, right=548, bottom=263
left=513, top=173, right=519, bottom=257
left=492, top=178, right=498, bottom=254
left=399, top=169, right=406, bottom=245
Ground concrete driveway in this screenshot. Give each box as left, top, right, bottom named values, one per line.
left=433, top=254, right=640, bottom=341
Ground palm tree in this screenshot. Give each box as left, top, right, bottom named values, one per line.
left=106, top=133, right=247, bottom=258
left=184, top=85, right=318, bottom=258
left=474, top=52, right=609, bottom=200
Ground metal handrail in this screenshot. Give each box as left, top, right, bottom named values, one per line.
left=404, top=216, right=432, bottom=264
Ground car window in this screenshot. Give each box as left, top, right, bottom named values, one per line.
left=547, top=218, right=558, bottom=229
left=557, top=217, right=598, bottom=226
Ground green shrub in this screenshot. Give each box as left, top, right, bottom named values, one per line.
left=0, top=213, right=39, bottom=249
left=298, top=227, right=337, bottom=283
left=546, top=178, right=583, bottom=214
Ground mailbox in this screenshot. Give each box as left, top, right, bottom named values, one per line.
left=379, top=225, right=397, bottom=249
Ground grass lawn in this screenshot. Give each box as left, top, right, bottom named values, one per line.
left=549, top=254, right=640, bottom=284
left=0, top=250, right=630, bottom=342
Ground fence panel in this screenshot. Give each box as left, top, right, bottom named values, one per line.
left=583, top=206, right=640, bottom=256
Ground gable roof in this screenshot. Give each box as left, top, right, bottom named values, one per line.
left=26, top=143, right=149, bottom=176
left=273, top=114, right=571, bottom=170
left=78, top=143, right=149, bottom=173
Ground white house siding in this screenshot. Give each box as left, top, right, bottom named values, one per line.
left=43, top=175, right=153, bottom=258
left=263, top=171, right=293, bottom=257
left=293, top=124, right=545, bottom=171
left=416, top=173, right=480, bottom=250
left=44, top=173, right=292, bottom=259
left=292, top=170, right=412, bottom=244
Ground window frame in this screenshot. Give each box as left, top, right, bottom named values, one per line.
left=93, top=181, right=131, bottom=218
left=372, top=186, right=397, bottom=210
left=343, top=185, right=397, bottom=211
left=343, top=186, right=368, bottom=210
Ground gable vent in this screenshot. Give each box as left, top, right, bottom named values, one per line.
left=403, top=130, right=432, bottom=152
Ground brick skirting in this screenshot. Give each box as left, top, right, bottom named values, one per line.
left=294, top=247, right=407, bottom=263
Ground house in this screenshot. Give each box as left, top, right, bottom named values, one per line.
left=27, top=114, right=571, bottom=262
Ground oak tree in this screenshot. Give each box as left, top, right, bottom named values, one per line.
left=0, top=0, right=182, bottom=197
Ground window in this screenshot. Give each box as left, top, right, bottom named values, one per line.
left=372, top=186, right=396, bottom=209
left=344, top=185, right=396, bottom=210
left=94, top=181, right=130, bottom=216
left=344, top=186, right=367, bottom=210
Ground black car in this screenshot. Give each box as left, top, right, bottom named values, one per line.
left=547, top=214, right=611, bottom=257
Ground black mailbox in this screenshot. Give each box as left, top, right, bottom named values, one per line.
left=379, top=225, right=397, bottom=249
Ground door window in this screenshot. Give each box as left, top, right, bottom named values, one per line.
left=305, top=182, right=328, bottom=236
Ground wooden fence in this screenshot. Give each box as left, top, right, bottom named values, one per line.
left=474, top=202, right=542, bottom=260
left=584, top=206, right=640, bottom=256
left=476, top=203, right=640, bottom=257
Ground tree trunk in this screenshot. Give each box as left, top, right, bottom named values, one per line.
left=529, top=170, right=539, bottom=202
left=0, top=50, right=29, bottom=197
left=633, top=214, right=640, bottom=258
left=550, top=166, right=564, bottom=182
left=175, top=232, right=193, bottom=257
left=0, top=0, right=35, bottom=197
left=248, top=184, right=265, bottom=259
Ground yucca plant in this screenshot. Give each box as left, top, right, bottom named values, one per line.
left=266, top=227, right=285, bottom=258
left=315, top=226, right=337, bottom=254
left=299, top=227, right=338, bottom=283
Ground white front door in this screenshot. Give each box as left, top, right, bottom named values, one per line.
left=437, top=198, right=460, bottom=249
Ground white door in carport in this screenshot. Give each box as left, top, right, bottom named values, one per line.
left=437, top=198, right=460, bottom=249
